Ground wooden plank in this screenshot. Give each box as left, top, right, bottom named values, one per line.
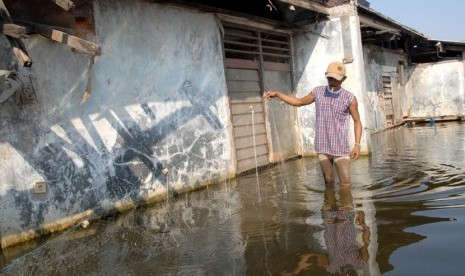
left=359, top=15, right=400, bottom=35
left=225, top=58, right=260, bottom=70
left=445, top=45, right=465, bottom=52
left=33, top=24, right=101, bottom=56
left=237, top=138, right=267, bottom=151
left=231, top=103, right=263, bottom=115
left=229, top=91, right=262, bottom=103
left=0, top=0, right=32, bottom=66
left=226, top=68, right=260, bottom=81
left=382, top=76, right=391, bottom=81
left=0, top=23, right=29, bottom=38
left=224, top=39, right=260, bottom=49
left=234, top=124, right=266, bottom=138
left=227, top=80, right=261, bottom=92
left=49, top=0, right=75, bottom=11
left=236, top=144, right=268, bottom=159
left=235, top=134, right=267, bottom=148
left=264, top=61, right=291, bottom=72
left=237, top=154, right=269, bottom=172
left=231, top=113, right=265, bottom=126
left=278, top=0, right=329, bottom=15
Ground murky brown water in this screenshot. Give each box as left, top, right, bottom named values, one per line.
left=1, top=122, right=465, bottom=275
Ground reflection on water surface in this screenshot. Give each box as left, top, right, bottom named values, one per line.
left=1, top=122, right=465, bottom=275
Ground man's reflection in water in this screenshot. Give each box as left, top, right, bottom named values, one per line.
left=322, top=185, right=370, bottom=275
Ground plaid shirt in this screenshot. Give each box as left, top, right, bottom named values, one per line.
left=313, top=86, right=354, bottom=156
left=322, top=209, right=367, bottom=274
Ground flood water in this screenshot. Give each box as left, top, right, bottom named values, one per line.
left=1, top=122, right=465, bottom=275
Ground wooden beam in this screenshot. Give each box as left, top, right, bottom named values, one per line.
left=33, top=24, right=101, bottom=56
left=359, top=15, right=400, bottom=35
left=49, top=0, right=75, bottom=11
left=0, top=0, right=32, bottom=66
left=277, top=0, right=330, bottom=15
left=0, top=23, right=29, bottom=38
left=445, top=45, right=465, bottom=52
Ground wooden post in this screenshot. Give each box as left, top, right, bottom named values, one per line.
left=0, top=23, right=29, bottom=38
left=0, top=0, right=32, bottom=66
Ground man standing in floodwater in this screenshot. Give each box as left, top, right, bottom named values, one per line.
left=264, top=61, right=362, bottom=185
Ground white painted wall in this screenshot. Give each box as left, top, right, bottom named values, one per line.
left=408, top=60, right=465, bottom=118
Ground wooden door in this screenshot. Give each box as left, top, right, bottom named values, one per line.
left=223, top=25, right=296, bottom=174
left=226, top=66, right=269, bottom=173
left=382, top=74, right=394, bottom=126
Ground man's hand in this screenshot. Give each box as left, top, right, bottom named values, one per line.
left=264, top=90, right=314, bottom=107
left=263, top=91, right=279, bottom=100
left=350, top=145, right=360, bottom=161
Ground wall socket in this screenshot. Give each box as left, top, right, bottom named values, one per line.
left=34, top=181, right=47, bottom=194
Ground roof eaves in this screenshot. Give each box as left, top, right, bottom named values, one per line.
left=357, top=4, right=430, bottom=39
left=427, top=39, right=465, bottom=46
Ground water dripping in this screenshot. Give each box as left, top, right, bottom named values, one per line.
left=269, top=106, right=289, bottom=194
left=250, top=106, right=262, bottom=204
left=161, top=166, right=173, bottom=233
left=225, top=161, right=234, bottom=221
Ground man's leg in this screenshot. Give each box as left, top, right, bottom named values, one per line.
left=317, top=154, right=335, bottom=185
left=334, top=156, right=351, bottom=185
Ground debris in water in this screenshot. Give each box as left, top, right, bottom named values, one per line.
left=81, top=220, right=90, bottom=228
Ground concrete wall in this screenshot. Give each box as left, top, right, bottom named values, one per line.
left=408, top=59, right=465, bottom=118
left=363, top=45, right=407, bottom=132
left=0, top=0, right=233, bottom=248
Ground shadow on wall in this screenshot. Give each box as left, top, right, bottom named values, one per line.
left=0, top=78, right=225, bottom=245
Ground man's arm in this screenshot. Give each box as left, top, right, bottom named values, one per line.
left=264, top=91, right=314, bottom=107
left=349, top=97, right=362, bottom=160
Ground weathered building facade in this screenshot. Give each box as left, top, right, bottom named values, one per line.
left=358, top=6, right=465, bottom=131
left=1, top=0, right=464, bottom=249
